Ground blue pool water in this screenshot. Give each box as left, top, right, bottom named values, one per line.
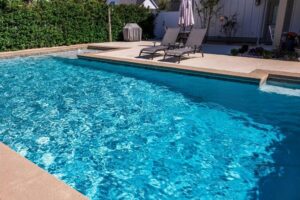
left=0, top=54, right=299, bottom=200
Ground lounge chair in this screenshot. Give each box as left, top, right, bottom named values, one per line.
left=163, top=28, right=207, bottom=63
left=139, top=27, right=180, bottom=59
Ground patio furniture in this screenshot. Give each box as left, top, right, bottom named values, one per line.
left=139, top=27, right=180, bottom=59
left=178, top=29, right=191, bottom=45
left=123, top=23, right=142, bottom=42
left=163, top=28, right=207, bottom=63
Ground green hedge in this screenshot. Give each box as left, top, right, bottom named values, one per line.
left=0, top=0, right=154, bottom=51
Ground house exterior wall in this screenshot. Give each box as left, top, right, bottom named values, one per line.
left=154, top=11, right=180, bottom=38
left=155, top=0, right=267, bottom=39
left=202, top=0, right=266, bottom=39
left=155, top=0, right=300, bottom=40
left=289, top=0, right=300, bottom=33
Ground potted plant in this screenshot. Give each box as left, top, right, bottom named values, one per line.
left=295, top=35, right=300, bottom=57
left=219, top=14, right=238, bottom=43
left=284, top=32, right=298, bottom=51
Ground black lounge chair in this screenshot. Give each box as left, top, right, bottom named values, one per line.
left=139, top=27, right=180, bottom=59
left=163, top=28, right=207, bottom=63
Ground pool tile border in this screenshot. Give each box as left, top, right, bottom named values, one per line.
left=78, top=51, right=300, bottom=86
left=77, top=53, right=264, bottom=85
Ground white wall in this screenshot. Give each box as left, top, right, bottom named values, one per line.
left=289, top=0, right=300, bottom=33
left=204, top=0, right=266, bottom=38
left=155, top=0, right=268, bottom=39
left=154, top=11, right=180, bottom=38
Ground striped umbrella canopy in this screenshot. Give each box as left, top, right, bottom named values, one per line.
left=178, top=0, right=195, bottom=27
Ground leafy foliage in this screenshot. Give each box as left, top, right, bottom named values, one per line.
left=157, top=0, right=169, bottom=10
left=157, top=0, right=180, bottom=11
left=0, top=0, right=154, bottom=51
left=195, top=0, right=221, bottom=28
left=219, top=14, right=238, bottom=39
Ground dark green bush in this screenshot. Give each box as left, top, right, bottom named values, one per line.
left=230, top=48, right=239, bottom=56
left=0, top=0, right=154, bottom=51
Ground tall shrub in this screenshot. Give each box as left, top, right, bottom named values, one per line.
left=0, top=0, right=154, bottom=51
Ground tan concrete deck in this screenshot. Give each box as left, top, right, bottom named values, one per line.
left=84, top=41, right=300, bottom=84
left=0, top=143, right=88, bottom=200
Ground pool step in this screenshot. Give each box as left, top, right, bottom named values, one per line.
left=265, top=74, right=300, bottom=90
left=268, top=74, right=300, bottom=85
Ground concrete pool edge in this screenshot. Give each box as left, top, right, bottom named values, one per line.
left=77, top=52, right=300, bottom=86
left=78, top=53, right=264, bottom=84
left=0, top=44, right=129, bottom=59
left=0, top=143, right=88, bottom=200
left=78, top=53, right=275, bottom=85
left=0, top=44, right=92, bottom=59
left=1, top=44, right=299, bottom=86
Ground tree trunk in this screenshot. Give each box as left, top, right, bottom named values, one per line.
left=204, top=9, right=212, bottom=43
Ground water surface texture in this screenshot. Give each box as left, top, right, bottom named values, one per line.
left=0, top=55, right=299, bottom=200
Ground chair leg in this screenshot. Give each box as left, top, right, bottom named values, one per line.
left=163, top=53, right=167, bottom=60
left=199, top=46, right=204, bottom=57
left=178, top=56, right=181, bottom=63
left=151, top=54, right=154, bottom=60
left=139, top=51, right=143, bottom=57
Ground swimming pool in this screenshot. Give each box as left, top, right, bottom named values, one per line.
left=0, top=54, right=299, bottom=200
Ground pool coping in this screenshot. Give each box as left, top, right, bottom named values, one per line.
left=0, top=44, right=129, bottom=59
left=0, top=143, right=88, bottom=200
left=0, top=44, right=92, bottom=59
left=77, top=53, right=268, bottom=85
left=77, top=49, right=300, bottom=86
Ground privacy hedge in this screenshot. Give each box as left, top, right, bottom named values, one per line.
left=0, top=0, right=154, bottom=51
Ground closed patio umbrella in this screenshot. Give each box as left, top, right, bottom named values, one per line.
left=178, top=0, right=195, bottom=28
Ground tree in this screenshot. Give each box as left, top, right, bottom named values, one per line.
left=195, top=0, right=221, bottom=32
left=157, top=0, right=169, bottom=10
left=157, top=0, right=180, bottom=11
